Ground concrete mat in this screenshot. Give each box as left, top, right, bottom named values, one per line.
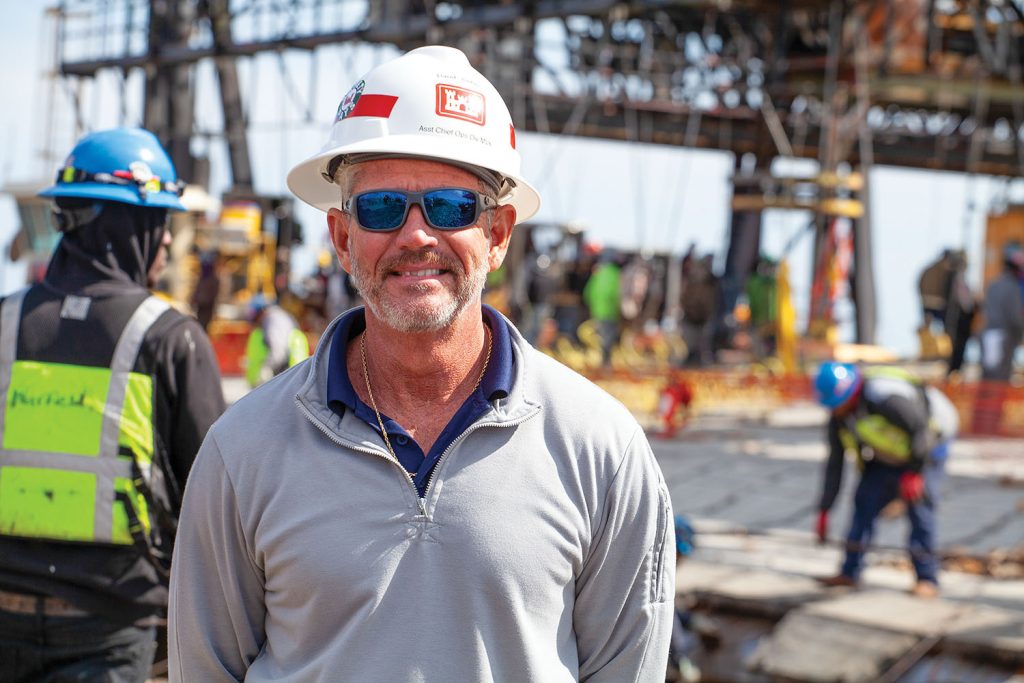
left=749, top=612, right=918, bottom=683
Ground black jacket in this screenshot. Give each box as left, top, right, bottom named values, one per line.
left=0, top=206, right=226, bottom=623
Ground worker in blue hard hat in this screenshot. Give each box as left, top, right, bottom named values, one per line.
left=812, top=362, right=958, bottom=599
left=0, top=128, right=225, bottom=682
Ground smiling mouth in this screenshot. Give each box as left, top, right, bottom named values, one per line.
left=398, top=269, right=445, bottom=277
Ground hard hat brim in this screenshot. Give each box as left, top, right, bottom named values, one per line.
left=38, top=183, right=186, bottom=212
left=287, top=138, right=541, bottom=225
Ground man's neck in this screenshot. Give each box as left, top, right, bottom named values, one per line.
left=349, top=308, right=489, bottom=409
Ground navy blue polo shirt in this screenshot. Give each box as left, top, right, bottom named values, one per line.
left=326, top=305, right=513, bottom=496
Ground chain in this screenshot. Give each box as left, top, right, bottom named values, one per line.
left=359, top=325, right=492, bottom=460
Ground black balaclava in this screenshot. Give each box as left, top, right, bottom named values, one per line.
left=45, top=199, right=169, bottom=290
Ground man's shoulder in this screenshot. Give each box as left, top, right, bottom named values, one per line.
left=144, top=304, right=215, bottom=353
left=524, top=348, right=639, bottom=426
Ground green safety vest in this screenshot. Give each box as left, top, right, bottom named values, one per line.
left=245, top=326, right=310, bottom=388
left=0, top=289, right=168, bottom=547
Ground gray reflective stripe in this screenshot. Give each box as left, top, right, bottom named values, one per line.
left=94, top=296, right=169, bottom=541
left=0, top=288, right=28, bottom=445
left=0, top=449, right=133, bottom=478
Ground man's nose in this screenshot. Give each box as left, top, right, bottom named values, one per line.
left=394, top=203, right=439, bottom=248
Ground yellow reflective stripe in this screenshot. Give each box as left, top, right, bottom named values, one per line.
left=101, top=296, right=168, bottom=460
left=0, top=467, right=96, bottom=541
left=4, top=362, right=110, bottom=455
left=246, top=328, right=267, bottom=387
left=0, top=448, right=135, bottom=544
left=854, top=415, right=911, bottom=461
left=94, top=296, right=167, bottom=540
left=288, top=328, right=310, bottom=367
left=118, top=372, right=154, bottom=468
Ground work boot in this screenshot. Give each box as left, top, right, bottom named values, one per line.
left=911, top=580, right=939, bottom=599
left=819, top=574, right=858, bottom=589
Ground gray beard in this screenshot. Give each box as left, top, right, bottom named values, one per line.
left=349, top=249, right=487, bottom=332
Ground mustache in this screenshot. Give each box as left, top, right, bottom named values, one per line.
left=378, top=250, right=462, bottom=275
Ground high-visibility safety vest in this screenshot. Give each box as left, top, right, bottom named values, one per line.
left=0, top=289, right=168, bottom=547
left=245, top=326, right=310, bottom=388
left=837, top=367, right=931, bottom=466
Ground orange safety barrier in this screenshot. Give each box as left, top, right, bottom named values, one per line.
left=938, top=380, right=1024, bottom=439
left=583, top=367, right=815, bottom=432
left=211, top=322, right=322, bottom=378
left=209, top=321, right=252, bottom=376
left=582, top=367, right=1022, bottom=439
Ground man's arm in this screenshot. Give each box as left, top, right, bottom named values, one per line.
left=169, top=433, right=266, bottom=683
left=161, top=317, right=227, bottom=486
left=819, top=417, right=846, bottom=512
left=574, top=428, right=675, bottom=683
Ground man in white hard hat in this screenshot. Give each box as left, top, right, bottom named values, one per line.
left=169, top=46, right=675, bottom=682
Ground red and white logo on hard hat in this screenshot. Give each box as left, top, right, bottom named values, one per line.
left=335, top=80, right=365, bottom=122
left=436, top=84, right=486, bottom=125
left=335, top=80, right=399, bottom=122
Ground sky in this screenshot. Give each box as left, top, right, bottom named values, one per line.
left=2, top=4, right=1022, bottom=358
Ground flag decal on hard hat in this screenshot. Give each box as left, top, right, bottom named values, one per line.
left=436, top=84, right=486, bottom=125
left=510, top=124, right=516, bottom=149
left=335, top=80, right=398, bottom=122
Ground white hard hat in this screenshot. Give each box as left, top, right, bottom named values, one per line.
left=287, top=45, right=540, bottom=224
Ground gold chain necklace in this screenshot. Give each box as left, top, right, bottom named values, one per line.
left=359, top=326, right=492, bottom=460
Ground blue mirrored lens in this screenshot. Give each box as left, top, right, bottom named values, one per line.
left=423, top=189, right=477, bottom=228
left=355, top=191, right=408, bottom=230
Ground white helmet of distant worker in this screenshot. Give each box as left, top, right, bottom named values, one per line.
left=287, top=45, right=540, bottom=224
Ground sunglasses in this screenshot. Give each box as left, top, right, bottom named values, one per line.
left=343, top=188, right=497, bottom=232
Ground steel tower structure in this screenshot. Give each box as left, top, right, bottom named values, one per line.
left=47, top=0, right=1024, bottom=345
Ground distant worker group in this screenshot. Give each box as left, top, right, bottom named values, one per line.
left=918, top=243, right=1024, bottom=382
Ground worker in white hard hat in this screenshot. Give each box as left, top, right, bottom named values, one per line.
left=170, top=45, right=675, bottom=682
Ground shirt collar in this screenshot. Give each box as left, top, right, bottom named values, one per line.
left=326, top=304, right=513, bottom=417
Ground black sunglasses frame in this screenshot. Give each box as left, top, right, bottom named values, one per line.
left=343, top=188, right=497, bottom=232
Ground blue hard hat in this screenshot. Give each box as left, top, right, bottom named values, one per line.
left=674, top=514, right=696, bottom=557
left=814, top=362, right=862, bottom=409
left=247, top=294, right=273, bottom=321
left=39, top=128, right=186, bottom=211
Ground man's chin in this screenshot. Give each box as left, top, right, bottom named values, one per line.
left=374, top=299, right=460, bottom=333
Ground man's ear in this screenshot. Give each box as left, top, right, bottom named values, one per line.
left=487, top=205, right=516, bottom=272
left=327, top=208, right=352, bottom=273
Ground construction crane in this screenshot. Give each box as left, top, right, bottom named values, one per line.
left=26, top=0, right=1024, bottom=354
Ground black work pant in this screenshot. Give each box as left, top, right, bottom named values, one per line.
left=0, top=607, right=156, bottom=683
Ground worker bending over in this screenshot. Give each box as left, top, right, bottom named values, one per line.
left=814, top=362, right=957, bottom=598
